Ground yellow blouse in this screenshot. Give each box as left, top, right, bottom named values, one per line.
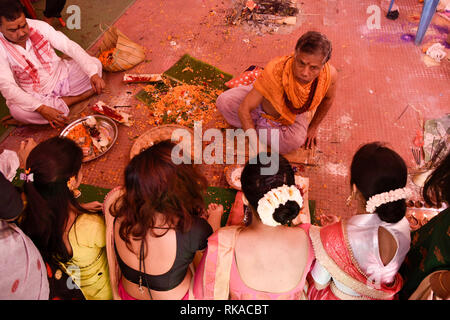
left=62, top=214, right=112, bottom=300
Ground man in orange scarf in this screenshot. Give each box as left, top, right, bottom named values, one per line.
left=217, top=31, right=337, bottom=154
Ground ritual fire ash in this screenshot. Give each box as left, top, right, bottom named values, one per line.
left=226, top=0, right=300, bottom=33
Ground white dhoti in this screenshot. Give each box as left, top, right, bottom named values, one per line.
left=0, top=19, right=104, bottom=125
left=8, top=58, right=102, bottom=125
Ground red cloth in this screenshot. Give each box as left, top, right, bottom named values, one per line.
left=118, top=279, right=189, bottom=300
left=307, top=221, right=404, bottom=300
left=306, top=273, right=339, bottom=300
left=20, top=0, right=37, bottom=19
left=225, top=66, right=262, bottom=88
left=0, top=27, right=54, bottom=92
left=226, top=191, right=247, bottom=226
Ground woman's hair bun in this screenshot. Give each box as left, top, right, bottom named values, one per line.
left=273, top=200, right=300, bottom=225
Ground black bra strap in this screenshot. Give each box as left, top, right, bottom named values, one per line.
left=139, top=240, right=153, bottom=299
left=115, top=217, right=153, bottom=299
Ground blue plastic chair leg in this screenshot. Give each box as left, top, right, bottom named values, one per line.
left=388, top=0, right=395, bottom=13
left=415, top=0, right=440, bottom=45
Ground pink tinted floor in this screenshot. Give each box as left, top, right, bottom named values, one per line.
left=1, top=0, right=448, bottom=220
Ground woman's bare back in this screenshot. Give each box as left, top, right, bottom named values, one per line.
left=234, top=227, right=310, bottom=293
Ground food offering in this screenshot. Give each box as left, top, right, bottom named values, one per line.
left=143, top=84, right=224, bottom=128
left=97, top=26, right=146, bottom=72
left=123, top=73, right=163, bottom=84
left=98, top=48, right=117, bottom=69
left=91, top=101, right=133, bottom=127
left=60, top=115, right=118, bottom=162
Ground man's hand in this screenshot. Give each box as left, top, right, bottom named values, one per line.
left=304, top=125, right=318, bottom=149
left=237, top=88, right=264, bottom=153
left=36, top=105, right=68, bottom=128
left=90, top=74, right=106, bottom=95
left=303, top=65, right=338, bottom=150
left=81, top=201, right=103, bottom=212
left=18, top=138, right=37, bottom=169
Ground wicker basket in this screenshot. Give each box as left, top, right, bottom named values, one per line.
left=98, top=26, right=146, bottom=72
left=130, top=125, right=198, bottom=161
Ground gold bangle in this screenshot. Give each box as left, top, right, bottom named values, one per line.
left=438, top=271, right=450, bottom=294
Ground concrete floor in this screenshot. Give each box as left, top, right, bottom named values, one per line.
left=29, top=0, right=137, bottom=49
left=2, top=0, right=449, bottom=220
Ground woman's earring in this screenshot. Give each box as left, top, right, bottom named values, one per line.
left=67, top=177, right=81, bottom=198
left=242, top=194, right=249, bottom=206
left=243, top=207, right=250, bottom=226
left=346, top=190, right=355, bottom=207
left=73, top=189, right=81, bottom=199
left=242, top=194, right=251, bottom=226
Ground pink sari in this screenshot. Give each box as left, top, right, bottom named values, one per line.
left=0, top=221, right=49, bottom=299
left=307, top=221, right=403, bottom=300
left=193, top=224, right=313, bottom=300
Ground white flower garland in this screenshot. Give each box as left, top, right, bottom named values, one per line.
left=365, top=187, right=411, bottom=213
left=256, top=185, right=303, bottom=227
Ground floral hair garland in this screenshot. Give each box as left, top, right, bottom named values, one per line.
left=254, top=184, right=303, bottom=227
left=365, top=187, right=411, bottom=213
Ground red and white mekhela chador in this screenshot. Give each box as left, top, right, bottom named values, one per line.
left=307, top=214, right=411, bottom=300
left=0, top=18, right=101, bottom=124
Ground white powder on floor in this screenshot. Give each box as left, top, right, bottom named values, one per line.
left=325, top=162, right=348, bottom=177
left=338, top=114, right=353, bottom=126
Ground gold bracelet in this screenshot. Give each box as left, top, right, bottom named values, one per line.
left=438, top=271, right=450, bottom=294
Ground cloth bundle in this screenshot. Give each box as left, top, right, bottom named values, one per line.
left=225, top=65, right=263, bottom=88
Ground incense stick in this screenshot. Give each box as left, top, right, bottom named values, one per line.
left=395, top=104, right=409, bottom=123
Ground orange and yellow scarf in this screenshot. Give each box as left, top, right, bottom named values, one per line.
left=253, top=55, right=331, bottom=125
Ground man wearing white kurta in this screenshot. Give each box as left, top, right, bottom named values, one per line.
left=0, top=0, right=105, bottom=127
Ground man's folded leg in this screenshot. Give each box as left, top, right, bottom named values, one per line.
left=52, top=57, right=102, bottom=107
left=216, top=84, right=309, bottom=154
left=5, top=57, right=102, bottom=125
left=65, top=57, right=102, bottom=96
left=255, top=112, right=309, bottom=155
left=8, top=96, right=69, bottom=125
left=216, top=85, right=254, bottom=128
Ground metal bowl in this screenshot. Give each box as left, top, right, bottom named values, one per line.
left=60, top=115, right=118, bottom=162
left=129, top=124, right=195, bottom=160
left=224, top=164, right=244, bottom=191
